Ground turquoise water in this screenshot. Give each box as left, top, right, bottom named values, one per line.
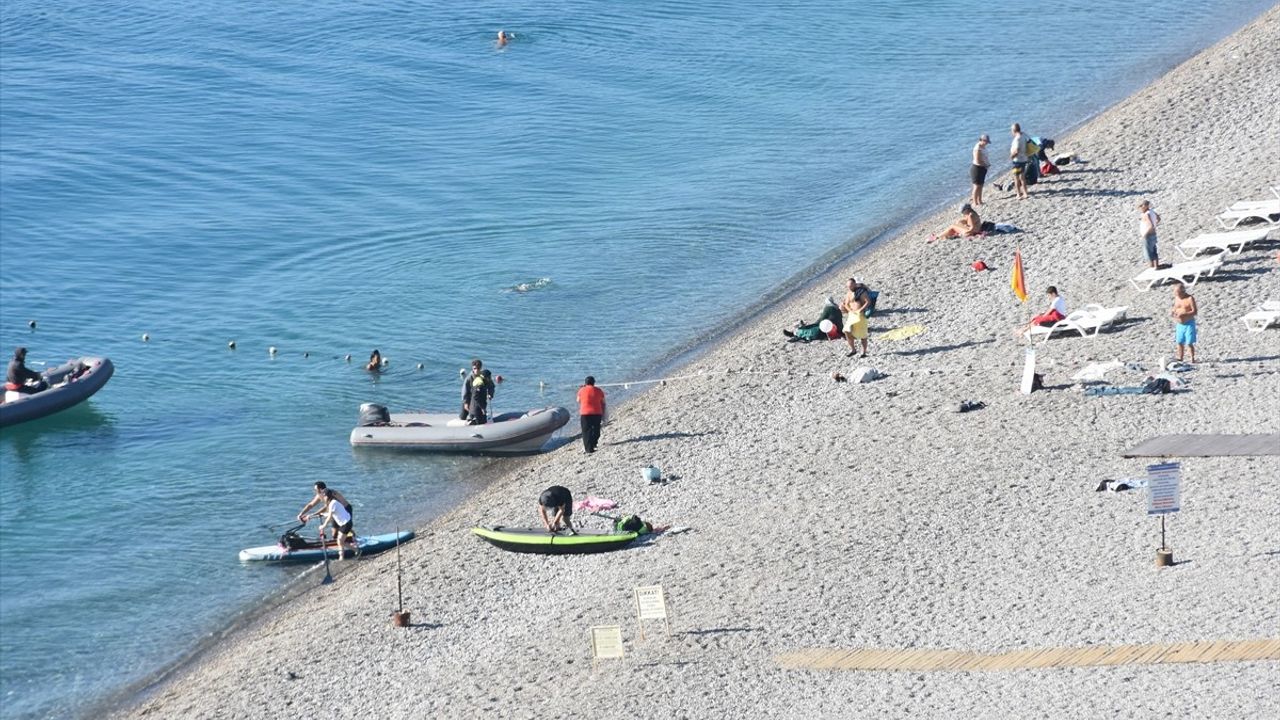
left=0, top=0, right=1269, bottom=716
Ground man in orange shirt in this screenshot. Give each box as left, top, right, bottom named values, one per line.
left=576, top=375, right=606, bottom=454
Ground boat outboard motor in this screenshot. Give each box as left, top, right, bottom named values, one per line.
left=358, top=402, right=390, bottom=426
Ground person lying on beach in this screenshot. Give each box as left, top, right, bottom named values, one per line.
left=539, top=485, right=576, bottom=534
left=1015, top=286, right=1067, bottom=337
left=783, top=300, right=843, bottom=342
left=365, top=349, right=382, bottom=372
left=929, top=204, right=982, bottom=242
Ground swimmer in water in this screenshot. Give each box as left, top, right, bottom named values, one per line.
left=366, top=349, right=382, bottom=372
left=497, top=29, right=511, bottom=47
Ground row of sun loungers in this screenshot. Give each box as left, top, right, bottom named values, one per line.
left=1028, top=188, right=1276, bottom=344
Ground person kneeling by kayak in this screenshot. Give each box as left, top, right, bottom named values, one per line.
left=538, top=485, right=576, bottom=534
left=320, top=489, right=356, bottom=560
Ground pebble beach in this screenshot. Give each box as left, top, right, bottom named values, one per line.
left=116, top=8, right=1279, bottom=718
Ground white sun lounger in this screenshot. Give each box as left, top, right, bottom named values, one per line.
left=1217, top=197, right=1280, bottom=229
left=1024, top=304, right=1129, bottom=344
left=1177, top=227, right=1272, bottom=259
left=1240, top=301, right=1280, bottom=333
left=1129, top=255, right=1224, bottom=291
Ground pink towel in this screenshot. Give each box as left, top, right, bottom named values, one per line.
left=574, top=496, right=617, bottom=512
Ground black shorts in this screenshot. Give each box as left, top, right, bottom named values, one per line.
left=970, top=164, right=987, bottom=184
left=337, top=520, right=353, bottom=535
left=539, top=485, right=573, bottom=516
left=1012, top=161, right=1028, bottom=175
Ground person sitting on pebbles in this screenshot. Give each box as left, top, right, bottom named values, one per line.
left=930, top=203, right=983, bottom=242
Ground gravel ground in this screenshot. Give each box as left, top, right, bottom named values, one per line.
left=116, top=8, right=1279, bottom=719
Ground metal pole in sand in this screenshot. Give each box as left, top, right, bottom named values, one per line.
left=392, top=528, right=410, bottom=627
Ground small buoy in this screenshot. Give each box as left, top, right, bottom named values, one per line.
left=538, top=380, right=546, bottom=389
left=141, top=333, right=150, bottom=342
left=303, top=351, right=310, bottom=358
left=459, top=368, right=466, bottom=377
left=269, top=346, right=278, bottom=355
left=495, top=374, right=504, bottom=384
left=624, top=383, right=630, bottom=390
left=381, top=358, right=389, bottom=367
left=416, top=363, right=424, bottom=370
left=28, top=320, right=36, bottom=329
left=227, top=340, right=236, bottom=350
left=344, top=354, right=352, bottom=362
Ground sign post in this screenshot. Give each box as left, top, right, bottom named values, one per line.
left=588, top=625, right=624, bottom=670
left=1146, top=462, right=1181, bottom=567
left=633, top=585, right=670, bottom=641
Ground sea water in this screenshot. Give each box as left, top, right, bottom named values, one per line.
left=0, top=0, right=1269, bottom=715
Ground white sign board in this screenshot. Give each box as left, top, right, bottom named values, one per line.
left=1020, top=348, right=1037, bottom=394
left=589, top=625, right=624, bottom=667
left=634, top=585, right=668, bottom=620
left=1146, top=462, right=1182, bottom=515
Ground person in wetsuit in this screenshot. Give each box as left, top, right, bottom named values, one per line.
left=6, top=347, right=47, bottom=394
left=460, top=359, right=496, bottom=425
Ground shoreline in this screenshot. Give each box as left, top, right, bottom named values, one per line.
left=112, top=7, right=1279, bottom=719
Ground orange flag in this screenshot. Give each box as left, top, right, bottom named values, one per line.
left=1010, top=248, right=1028, bottom=302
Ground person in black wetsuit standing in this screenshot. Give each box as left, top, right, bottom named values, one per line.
left=460, top=358, right=496, bottom=425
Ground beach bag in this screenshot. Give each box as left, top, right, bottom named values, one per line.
left=615, top=514, right=649, bottom=534
left=980, top=220, right=996, bottom=232
left=1142, top=377, right=1172, bottom=395
left=1040, top=161, right=1060, bottom=176
left=1025, top=158, right=1040, bottom=185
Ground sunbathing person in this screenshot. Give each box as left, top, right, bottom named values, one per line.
left=1015, top=286, right=1067, bottom=337
left=783, top=301, right=843, bottom=343
left=930, top=204, right=982, bottom=242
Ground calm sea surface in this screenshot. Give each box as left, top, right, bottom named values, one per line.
left=0, top=0, right=1269, bottom=716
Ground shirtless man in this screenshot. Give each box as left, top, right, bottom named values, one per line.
left=970, top=134, right=990, bottom=206
left=931, top=204, right=982, bottom=242
left=1138, top=200, right=1161, bottom=269
left=840, top=277, right=871, bottom=358
left=1171, top=282, right=1198, bottom=363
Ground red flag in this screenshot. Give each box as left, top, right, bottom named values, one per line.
left=1010, top=248, right=1028, bottom=302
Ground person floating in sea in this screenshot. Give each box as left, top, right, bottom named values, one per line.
left=461, top=358, right=496, bottom=425
left=538, top=485, right=576, bottom=534
left=577, top=375, right=606, bottom=454
left=930, top=203, right=983, bottom=242
left=5, top=347, right=47, bottom=395
left=496, top=29, right=512, bottom=47
left=366, top=349, right=382, bottom=372
left=1015, top=286, right=1068, bottom=337
left=1171, top=281, right=1198, bottom=363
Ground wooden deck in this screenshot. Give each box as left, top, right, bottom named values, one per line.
left=776, top=638, right=1280, bottom=672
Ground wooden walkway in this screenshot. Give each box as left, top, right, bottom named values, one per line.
left=1123, top=433, right=1280, bottom=458
left=777, top=638, right=1280, bottom=672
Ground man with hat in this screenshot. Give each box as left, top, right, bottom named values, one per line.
left=6, top=347, right=47, bottom=395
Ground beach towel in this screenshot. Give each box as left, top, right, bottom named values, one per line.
left=992, top=223, right=1020, bottom=234
left=1072, top=361, right=1123, bottom=382
left=881, top=324, right=926, bottom=341
left=574, top=496, right=617, bottom=512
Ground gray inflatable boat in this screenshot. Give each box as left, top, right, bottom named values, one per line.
left=350, top=404, right=570, bottom=453
left=0, top=356, right=114, bottom=427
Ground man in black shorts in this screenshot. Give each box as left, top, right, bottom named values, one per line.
left=538, top=485, right=576, bottom=534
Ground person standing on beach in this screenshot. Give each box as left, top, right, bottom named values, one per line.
left=576, top=376, right=606, bottom=454
left=840, top=277, right=871, bottom=358
left=538, top=485, right=576, bottom=534
left=1009, top=123, right=1029, bottom=200
left=1171, top=282, right=1198, bottom=363
left=461, top=358, right=496, bottom=424
left=1138, top=199, right=1161, bottom=269
left=970, top=134, right=990, bottom=206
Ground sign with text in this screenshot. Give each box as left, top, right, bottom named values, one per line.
left=634, top=584, right=671, bottom=640
left=589, top=625, right=624, bottom=667
left=1146, top=462, right=1182, bottom=515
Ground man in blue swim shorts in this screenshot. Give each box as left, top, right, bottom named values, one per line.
left=1171, top=282, right=1198, bottom=363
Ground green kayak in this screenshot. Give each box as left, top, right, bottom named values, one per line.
left=472, top=526, right=640, bottom=555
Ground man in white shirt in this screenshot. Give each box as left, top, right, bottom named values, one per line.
left=319, top=488, right=356, bottom=560
left=1137, top=199, right=1161, bottom=268
left=1009, top=123, right=1029, bottom=200
left=1016, top=286, right=1068, bottom=337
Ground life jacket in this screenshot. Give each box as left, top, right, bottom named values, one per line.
left=615, top=515, right=650, bottom=535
